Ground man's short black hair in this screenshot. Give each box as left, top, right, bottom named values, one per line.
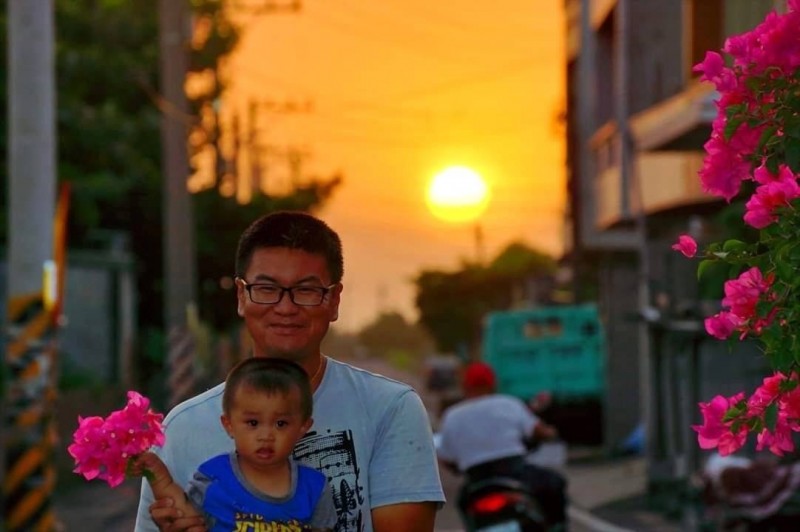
left=235, top=211, right=344, bottom=283
left=222, top=357, right=313, bottom=420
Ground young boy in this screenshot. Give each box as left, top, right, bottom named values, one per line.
left=134, top=357, right=337, bottom=531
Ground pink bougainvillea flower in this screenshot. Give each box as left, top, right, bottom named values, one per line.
left=67, top=416, right=107, bottom=481
left=718, top=426, right=749, bottom=456
left=747, top=372, right=785, bottom=417
left=694, top=0, right=800, bottom=459
left=671, top=234, right=697, bottom=258
left=756, top=417, right=796, bottom=456
left=697, top=135, right=751, bottom=201
left=721, top=267, right=773, bottom=320
left=693, top=393, right=747, bottom=455
left=704, top=311, right=743, bottom=340
left=68, top=391, right=165, bottom=488
left=780, top=386, right=800, bottom=420
left=693, top=51, right=726, bottom=84
left=744, top=166, right=800, bottom=228
left=693, top=395, right=731, bottom=449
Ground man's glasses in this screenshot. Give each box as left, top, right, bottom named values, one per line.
left=240, top=280, right=337, bottom=306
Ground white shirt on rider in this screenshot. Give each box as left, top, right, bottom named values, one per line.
left=437, top=394, right=539, bottom=472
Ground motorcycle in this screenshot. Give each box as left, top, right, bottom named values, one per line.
left=457, top=475, right=548, bottom=532
left=434, top=432, right=565, bottom=532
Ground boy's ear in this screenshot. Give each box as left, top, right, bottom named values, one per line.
left=302, top=417, right=314, bottom=434
left=221, top=414, right=234, bottom=438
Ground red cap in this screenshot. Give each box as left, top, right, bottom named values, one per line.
left=463, top=362, right=496, bottom=390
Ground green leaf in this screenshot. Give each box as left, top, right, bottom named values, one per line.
left=766, top=156, right=780, bottom=174
left=722, top=239, right=747, bottom=253
left=758, top=126, right=779, bottom=151
left=764, top=402, right=779, bottom=432
left=785, top=120, right=800, bottom=139
left=723, top=401, right=746, bottom=423
left=697, top=259, right=715, bottom=280
left=724, top=117, right=743, bottom=141
left=785, top=138, right=800, bottom=172
left=779, top=378, right=798, bottom=393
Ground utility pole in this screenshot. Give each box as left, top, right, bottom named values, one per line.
left=3, top=1, right=57, bottom=531
left=159, top=0, right=197, bottom=407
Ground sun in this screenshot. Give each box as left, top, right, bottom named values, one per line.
left=426, top=166, right=490, bottom=223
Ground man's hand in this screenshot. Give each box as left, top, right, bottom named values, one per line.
left=149, top=497, right=207, bottom=532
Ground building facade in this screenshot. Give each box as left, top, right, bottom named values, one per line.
left=563, top=0, right=784, bottom=511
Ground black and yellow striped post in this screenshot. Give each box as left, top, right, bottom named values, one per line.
left=3, top=294, right=58, bottom=532
left=3, top=183, right=69, bottom=532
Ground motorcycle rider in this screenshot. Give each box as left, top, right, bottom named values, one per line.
left=437, top=361, right=568, bottom=529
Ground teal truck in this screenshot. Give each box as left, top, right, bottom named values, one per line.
left=481, top=303, right=606, bottom=444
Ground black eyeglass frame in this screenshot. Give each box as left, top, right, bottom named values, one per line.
left=238, top=279, right=338, bottom=306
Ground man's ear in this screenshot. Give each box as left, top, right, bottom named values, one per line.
left=329, top=283, right=342, bottom=322
left=236, top=278, right=246, bottom=317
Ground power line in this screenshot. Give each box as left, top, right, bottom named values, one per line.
left=333, top=2, right=540, bottom=58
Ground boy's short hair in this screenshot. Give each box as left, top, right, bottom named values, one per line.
left=223, top=357, right=313, bottom=420
left=235, top=211, right=344, bottom=284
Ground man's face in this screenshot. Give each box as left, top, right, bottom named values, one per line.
left=236, top=247, right=341, bottom=362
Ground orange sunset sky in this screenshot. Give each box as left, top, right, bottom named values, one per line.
left=224, top=1, right=567, bottom=332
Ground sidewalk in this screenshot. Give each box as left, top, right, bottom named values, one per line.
left=563, top=454, right=683, bottom=532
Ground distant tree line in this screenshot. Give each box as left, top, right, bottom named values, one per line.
left=414, top=241, right=557, bottom=356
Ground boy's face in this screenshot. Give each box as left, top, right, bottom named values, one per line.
left=221, top=385, right=312, bottom=473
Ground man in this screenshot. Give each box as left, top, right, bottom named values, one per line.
left=437, top=361, right=567, bottom=528
left=135, top=211, right=444, bottom=531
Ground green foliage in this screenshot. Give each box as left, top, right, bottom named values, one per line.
left=489, top=241, right=557, bottom=277
left=1, top=1, right=340, bottom=381
left=357, top=311, right=433, bottom=360
left=414, top=242, right=556, bottom=353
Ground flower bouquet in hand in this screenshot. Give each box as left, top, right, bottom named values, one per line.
left=69, top=391, right=206, bottom=528
left=68, top=391, right=165, bottom=487
left=674, top=1, right=800, bottom=456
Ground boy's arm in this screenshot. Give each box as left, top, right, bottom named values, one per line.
left=132, top=452, right=207, bottom=530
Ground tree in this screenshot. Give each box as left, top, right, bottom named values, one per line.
left=357, top=311, right=433, bottom=360
left=414, top=242, right=556, bottom=354
left=0, top=1, right=340, bottom=377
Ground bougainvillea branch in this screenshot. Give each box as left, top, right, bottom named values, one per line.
left=676, top=1, right=800, bottom=456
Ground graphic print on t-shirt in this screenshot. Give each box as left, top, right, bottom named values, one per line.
left=294, top=430, right=364, bottom=532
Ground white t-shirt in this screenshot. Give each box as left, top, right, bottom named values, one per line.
left=437, top=394, right=538, bottom=472
left=135, top=357, right=445, bottom=532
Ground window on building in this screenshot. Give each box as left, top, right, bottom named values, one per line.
left=687, top=0, right=723, bottom=80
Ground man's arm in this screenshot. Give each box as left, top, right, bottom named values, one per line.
left=437, top=456, right=460, bottom=476
left=532, top=420, right=559, bottom=441
left=367, top=391, right=445, bottom=530
left=372, top=502, right=438, bottom=532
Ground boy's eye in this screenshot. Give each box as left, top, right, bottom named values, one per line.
left=246, top=419, right=258, bottom=427
left=276, top=420, right=289, bottom=428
